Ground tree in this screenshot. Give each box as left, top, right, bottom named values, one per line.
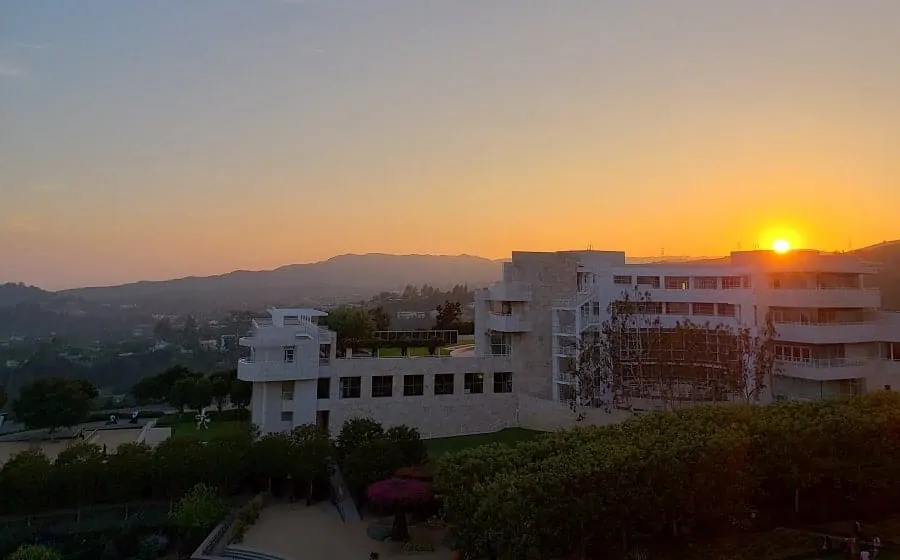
left=132, top=366, right=199, bottom=403
left=186, top=377, right=213, bottom=413
left=367, top=477, right=432, bottom=541
left=52, top=442, right=107, bottom=507
left=230, top=378, right=252, bottom=412
left=105, top=442, right=155, bottom=502
left=12, top=377, right=91, bottom=435
left=335, top=417, right=384, bottom=462
left=385, top=425, right=427, bottom=466
left=323, top=307, right=375, bottom=351
left=7, top=545, right=62, bottom=560
left=0, top=449, right=52, bottom=513
left=169, top=377, right=196, bottom=413
left=435, top=300, right=462, bottom=330
left=291, top=424, right=332, bottom=502
left=74, top=378, right=99, bottom=400
left=153, top=318, right=174, bottom=342
left=210, top=373, right=233, bottom=413
left=169, top=483, right=228, bottom=551
left=369, top=306, right=391, bottom=331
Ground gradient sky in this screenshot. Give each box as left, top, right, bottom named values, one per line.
left=2, top=0, right=899, bottom=289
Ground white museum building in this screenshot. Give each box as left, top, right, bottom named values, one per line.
left=239, top=249, right=900, bottom=436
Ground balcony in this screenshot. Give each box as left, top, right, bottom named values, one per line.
left=487, top=313, right=532, bottom=332
left=487, top=282, right=532, bottom=302
left=237, top=358, right=318, bottom=382
left=553, top=345, right=578, bottom=357
left=765, top=287, right=880, bottom=309
left=777, top=358, right=870, bottom=381
left=775, top=322, right=881, bottom=344
left=553, top=324, right=576, bottom=336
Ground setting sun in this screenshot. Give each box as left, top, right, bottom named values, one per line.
left=772, top=239, right=792, bottom=254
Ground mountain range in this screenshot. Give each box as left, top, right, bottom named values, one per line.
left=3, top=244, right=900, bottom=320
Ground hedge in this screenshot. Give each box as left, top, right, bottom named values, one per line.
left=435, top=392, right=900, bottom=559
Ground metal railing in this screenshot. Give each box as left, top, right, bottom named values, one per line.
left=778, top=357, right=866, bottom=368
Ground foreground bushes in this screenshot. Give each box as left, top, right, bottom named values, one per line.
left=0, top=424, right=330, bottom=516
left=436, top=392, right=900, bottom=559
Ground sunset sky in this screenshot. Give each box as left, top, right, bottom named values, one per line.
left=2, top=0, right=899, bottom=290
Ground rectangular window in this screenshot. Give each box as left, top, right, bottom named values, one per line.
left=489, top=332, right=511, bottom=356
left=692, top=303, right=715, bottom=316
left=464, top=373, right=484, bottom=394
left=666, top=302, right=690, bottom=315
left=434, top=374, right=455, bottom=395
left=636, top=276, right=660, bottom=288
left=636, top=302, right=663, bottom=314
left=493, top=372, right=513, bottom=394
left=694, top=277, right=718, bottom=290
left=722, top=276, right=742, bottom=289
left=403, top=374, right=424, bottom=396
left=317, top=377, right=330, bottom=399
left=339, top=376, right=361, bottom=399
left=613, top=275, right=632, bottom=285
left=742, top=275, right=752, bottom=288
left=371, top=375, right=393, bottom=398
left=283, top=346, right=295, bottom=363
left=664, top=276, right=690, bottom=290
left=281, top=411, right=293, bottom=423
left=717, top=303, right=736, bottom=317
left=281, top=380, right=294, bottom=401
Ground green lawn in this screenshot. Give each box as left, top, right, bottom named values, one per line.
left=156, top=411, right=250, bottom=441
left=424, top=428, right=544, bottom=459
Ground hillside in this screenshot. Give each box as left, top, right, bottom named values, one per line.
left=0, top=283, right=55, bottom=308
left=61, top=253, right=503, bottom=314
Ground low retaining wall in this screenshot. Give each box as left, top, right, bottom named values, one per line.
left=516, top=395, right=633, bottom=432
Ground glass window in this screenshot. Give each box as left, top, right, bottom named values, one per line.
left=722, top=276, right=742, bottom=289
left=281, top=411, right=293, bottom=422
left=340, top=377, right=361, bottom=399
left=665, top=276, right=690, bottom=290
left=317, top=377, right=330, bottom=399
left=493, top=372, right=513, bottom=393
left=613, top=275, right=632, bottom=285
left=403, top=374, right=424, bottom=396
left=464, top=373, right=484, bottom=394
left=694, top=277, right=718, bottom=289
left=371, top=375, right=393, bottom=398
left=283, top=346, right=295, bottom=363
left=281, top=380, right=294, bottom=401
left=434, top=374, right=454, bottom=395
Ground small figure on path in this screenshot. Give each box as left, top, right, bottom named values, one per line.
left=861, top=549, right=870, bottom=560
left=873, top=536, right=882, bottom=559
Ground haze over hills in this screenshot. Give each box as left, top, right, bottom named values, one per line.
left=57, top=253, right=505, bottom=314
left=3, top=244, right=900, bottom=321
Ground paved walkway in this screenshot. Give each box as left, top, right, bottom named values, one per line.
left=241, top=503, right=449, bottom=560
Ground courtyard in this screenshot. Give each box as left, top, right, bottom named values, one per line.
left=237, top=502, right=449, bottom=560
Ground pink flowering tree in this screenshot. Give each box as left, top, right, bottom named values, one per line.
left=367, top=477, right=432, bottom=541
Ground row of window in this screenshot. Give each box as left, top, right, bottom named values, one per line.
left=612, top=275, right=751, bottom=290
left=306, top=372, right=515, bottom=399
left=596, top=301, right=737, bottom=317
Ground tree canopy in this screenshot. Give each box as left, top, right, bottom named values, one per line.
left=436, top=391, right=900, bottom=559
left=11, top=377, right=93, bottom=433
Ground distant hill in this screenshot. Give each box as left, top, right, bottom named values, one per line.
left=0, top=283, right=55, bottom=308
left=60, top=253, right=503, bottom=314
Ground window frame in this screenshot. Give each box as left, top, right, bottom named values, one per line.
left=371, top=375, right=394, bottom=398
left=464, top=372, right=484, bottom=394
left=493, top=371, right=513, bottom=394
left=283, top=345, right=295, bottom=363
left=403, top=374, right=425, bottom=396
left=434, top=374, right=455, bottom=395
left=339, top=376, right=361, bottom=399
left=281, top=410, right=294, bottom=423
